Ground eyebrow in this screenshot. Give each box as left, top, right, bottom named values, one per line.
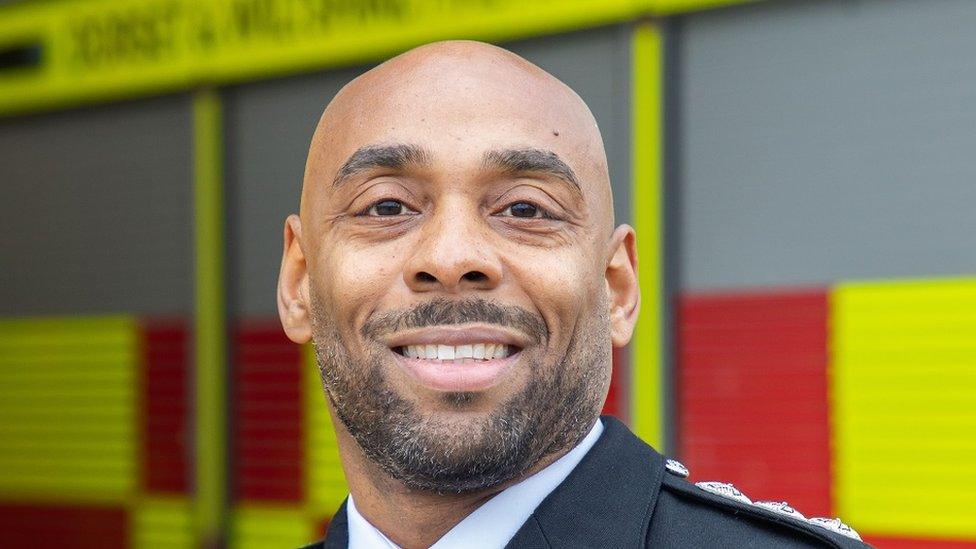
left=482, top=148, right=582, bottom=194
left=332, top=143, right=431, bottom=188
left=331, top=143, right=582, bottom=194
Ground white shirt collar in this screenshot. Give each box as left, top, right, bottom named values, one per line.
left=347, top=418, right=604, bottom=549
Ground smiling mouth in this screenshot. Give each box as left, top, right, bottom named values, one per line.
left=392, top=343, right=520, bottom=362
left=389, top=338, right=524, bottom=392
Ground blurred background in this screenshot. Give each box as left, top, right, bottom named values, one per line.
left=1, top=0, right=974, bottom=547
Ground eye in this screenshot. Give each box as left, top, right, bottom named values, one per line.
left=501, top=201, right=549, bottom=219
left=362, top=199, right=417, bottom=216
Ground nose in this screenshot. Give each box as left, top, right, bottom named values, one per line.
left=403, top=203, right=502, bottom=294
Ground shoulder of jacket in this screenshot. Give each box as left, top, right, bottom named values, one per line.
left=657, top=458, right=873, bottom=548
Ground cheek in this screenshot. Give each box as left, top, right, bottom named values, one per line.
left=318, top=242, right=405, bottom=321
left=512, top=248, right=598, bottom=331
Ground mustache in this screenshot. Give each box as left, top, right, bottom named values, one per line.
left=360, top=298, right=548, bottom=345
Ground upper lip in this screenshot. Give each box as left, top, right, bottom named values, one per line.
left=383, top=324, right=532, bottom=349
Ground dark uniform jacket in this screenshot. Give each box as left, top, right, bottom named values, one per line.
left=308, top=416, right=871, bottom=548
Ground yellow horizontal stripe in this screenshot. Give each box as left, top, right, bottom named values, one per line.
left=832, top=278, right=976, bottom=540
left=133, top=497, right=194, bottom=549
left=0, top=355, right=138, bottom=367
left=231, top=505, right=315, bottom=549
left=0, top=316, right=137, bottom=501
left=0, top=438, right=130, bottom=452
left=0, top=426, right=131, bottom=440
left=0, top=315, right=134, bottom=332
left=0, top=336, right=136, bottom=349
left=645, top=0, right=758, bottom=13
left=0, top=458, right=134, bottom=472
left=0, top=366, right=137, bottom=379
left=0, top=0, right=754, bottom=116
left=0, top=386, right=134, bottom=399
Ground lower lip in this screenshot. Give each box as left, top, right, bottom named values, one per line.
left=391, top=350, right=520, bottom=392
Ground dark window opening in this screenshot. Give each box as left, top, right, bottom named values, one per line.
left=0, top=41, right=42, bottom=72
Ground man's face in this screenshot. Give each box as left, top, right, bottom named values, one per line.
left=281, top=45, right=637, bottom=494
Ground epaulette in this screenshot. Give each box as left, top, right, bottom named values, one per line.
left=660, top=458, right=872, bottom=548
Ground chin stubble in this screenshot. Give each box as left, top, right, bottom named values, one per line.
left=310, top=296, right=609, bottom=494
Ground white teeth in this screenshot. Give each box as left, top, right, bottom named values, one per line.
left=437, top=344, right=455, bottom=360
left=401, top=343, right=512, bottom=361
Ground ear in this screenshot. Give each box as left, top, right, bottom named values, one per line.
left=605, top=224, right=640, bottom=347
left=277, top=214, right=312, bottom=344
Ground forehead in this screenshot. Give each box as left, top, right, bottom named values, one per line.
left=309, top=58, right=599, bottom=182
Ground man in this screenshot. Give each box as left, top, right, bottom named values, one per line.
left=278, top=41, right=868, bottom=548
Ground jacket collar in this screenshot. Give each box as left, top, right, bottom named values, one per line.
left=321, top=500, right=348, bottom=549
left=320, top=416, right=664, bottom=549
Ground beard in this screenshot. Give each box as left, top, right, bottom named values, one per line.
left=309, top=295, right=610, bottom=494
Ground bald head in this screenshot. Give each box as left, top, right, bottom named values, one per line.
left=300, top=40, right=614, bottom=234
left=279, top=40, right=641, bottom=508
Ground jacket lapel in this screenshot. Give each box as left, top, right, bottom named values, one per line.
left=507, top=416, right=664, bottom=548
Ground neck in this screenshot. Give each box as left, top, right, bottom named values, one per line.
left=332, top=419, right=579, bottom=549
left=351, top=475, right=498, bottom=549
